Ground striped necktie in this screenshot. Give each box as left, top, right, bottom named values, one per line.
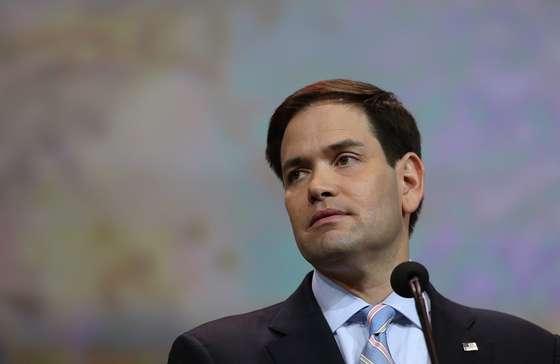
left=359, top=304, right=397, bottom=364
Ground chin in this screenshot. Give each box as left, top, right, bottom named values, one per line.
left=299, top=235, right=361, bottom=264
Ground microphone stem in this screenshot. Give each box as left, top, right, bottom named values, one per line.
left=410, top=277, right=440, bottom=364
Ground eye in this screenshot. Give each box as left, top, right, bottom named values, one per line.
left=335, top=154, right=359, bottom=167
left=286, top=169, right=306, bottom=184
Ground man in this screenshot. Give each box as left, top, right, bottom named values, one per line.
left=168, top=79, right=559, bottom=363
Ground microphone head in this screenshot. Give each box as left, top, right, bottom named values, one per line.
left=390, top=261, right=429, bottom=298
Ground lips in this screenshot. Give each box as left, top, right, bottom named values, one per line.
left=309, top=208, right=348, bottom=228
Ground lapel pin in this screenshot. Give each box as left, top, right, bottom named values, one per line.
left=462, top=342, right=479, bottom=352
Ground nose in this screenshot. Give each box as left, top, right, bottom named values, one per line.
left=308, top=165, right=339, bottom=204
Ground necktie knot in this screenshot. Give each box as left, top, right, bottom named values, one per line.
left=361, top=304, right=396, bottom=335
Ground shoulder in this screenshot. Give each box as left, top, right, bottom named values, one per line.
left=469, top=307, right=559, bottom=362
left=167, top=272, right=318, bottom=363
left=168, top=301, right=285, bottom=364
left=430, top=284, right=554, bottom=338
left=468, top=305, right=553, bottom=338
left=187, top=301, right=284, bottom=341
left=430, top=286, right=559, bottom=362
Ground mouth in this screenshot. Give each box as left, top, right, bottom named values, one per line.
left=309, top=208, right=349, bottom=228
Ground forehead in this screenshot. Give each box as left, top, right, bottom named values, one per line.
left=280, top=102, right=377, bottom=161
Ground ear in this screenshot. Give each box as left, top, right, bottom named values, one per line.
left=396, top=152, right=424, bottom=216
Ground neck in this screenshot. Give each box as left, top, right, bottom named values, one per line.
left=315, top=238, right=409, bottom=304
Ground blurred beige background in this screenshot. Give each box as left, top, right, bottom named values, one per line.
left=1, top=1, right=559, bottom=363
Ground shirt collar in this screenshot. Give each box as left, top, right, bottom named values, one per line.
left=311, top=270, right=429, bottom=333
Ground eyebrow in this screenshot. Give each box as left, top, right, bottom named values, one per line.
left=328, top=138, right=365, bottom=152
left=281, top=138, right=365, bottom=176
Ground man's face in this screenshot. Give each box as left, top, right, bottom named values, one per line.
left=280, top=102, right=407, bottom=268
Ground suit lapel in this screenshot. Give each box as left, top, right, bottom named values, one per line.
left=264, top=274, right=499, bottom=364
left=266, top=272, right=345, bottom=364
left=428, top=285, right=495, bottom=364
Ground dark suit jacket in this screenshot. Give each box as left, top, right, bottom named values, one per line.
left=168, top=272, right=560, bottom=363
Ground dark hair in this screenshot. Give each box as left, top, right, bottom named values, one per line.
left=265, top=79, right=423, bottom=235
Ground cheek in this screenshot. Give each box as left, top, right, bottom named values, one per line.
left=285, top=196, right=303, bottom=226
left=346, top=180, right=381, bottom=205
left=350, top=175, right=399, bottom=211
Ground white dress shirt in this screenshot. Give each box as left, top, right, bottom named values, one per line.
left=311, top=270, right=431, bottom=364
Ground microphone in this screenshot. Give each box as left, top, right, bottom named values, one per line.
left=390, top=261, right=429, bottom=298
left=391, top=261, right=440, bottom=364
